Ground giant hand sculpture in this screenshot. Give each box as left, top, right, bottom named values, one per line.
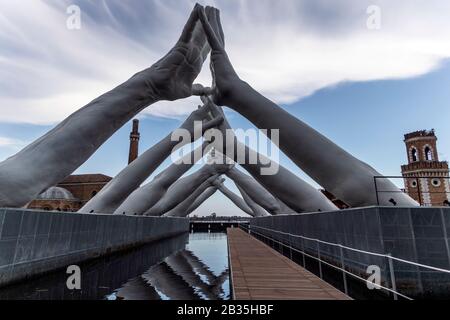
left=196, top=7, right=417, bottom=207
left=144, top=163, right=231, bottom=216
left=216, top=183, right=255, bottom=217
left=236, top=185, right=270, bottom=218
left=219, top=169, right=296, bottom=216
left=0, top=5, right=211, bottom=208
left=113, top=142, right=211, bottom=216
left=79, top=104, right=222, bottom=214
left=225, top=167, right=283, bottom=215
left=164, top=177, right=223, bottom=217
left=166, top=177, right=263, bottom=218
left=202, top=96, right=337, bottom=212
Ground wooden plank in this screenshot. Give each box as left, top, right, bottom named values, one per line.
left=227, top=228, right=351, bottom=300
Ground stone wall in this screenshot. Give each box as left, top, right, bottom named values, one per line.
left=0, top=208, right=189, bottom=287
left=250, top=206, right=450, bottom=298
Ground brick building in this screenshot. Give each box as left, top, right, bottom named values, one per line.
left=401, top=129, right=450, bottom=206
left=27, top=187, right=81, bottom=212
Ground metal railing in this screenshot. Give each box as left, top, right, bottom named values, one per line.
left=190, top=216, right=250, bottom=223
left=239, top=224, right=450, bottom=300
left=374, top=175, right=450, bottom=206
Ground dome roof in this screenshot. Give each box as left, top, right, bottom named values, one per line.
left=37, top=187, right=77, bottom=201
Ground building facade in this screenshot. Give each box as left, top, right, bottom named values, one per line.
left=27, top=187, right=81, bottom=212
left=57, top=174, right=112, bottom=208
left=401, top=130, right=450, bottom=206
left=27, top=174, right=112, bottom=212
left=27, top=119, right=141, bottom=212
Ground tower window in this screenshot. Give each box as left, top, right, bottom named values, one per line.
left=425, top=146, right=433, bottom=161
left=431, top=179, right=441, bottom=187
left=411, top=148, right=418, bottom=162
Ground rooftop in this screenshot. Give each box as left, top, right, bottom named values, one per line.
left=37, top=186, right=78, bottom=201
left=404, top=129, right=436, bottom=141
left=58, top=174, right=112, bottom=184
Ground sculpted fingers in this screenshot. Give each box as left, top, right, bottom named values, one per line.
left=198, top=6, right=223, bottom=51
left=178, top=3, right=201, bottom=44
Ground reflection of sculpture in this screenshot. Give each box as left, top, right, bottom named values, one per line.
left=134, top=247, right=228, bottom=300
left=115, top=277, right=161, bottom=300
left=0, top=5, right=211, bottom=208
left=142, top=264, right=200, bottom=300
left=196, top=7, right=417, bottom=208
left=165, top=253, right=223, bottom=300
left=79, top=105, right=221, bottom=214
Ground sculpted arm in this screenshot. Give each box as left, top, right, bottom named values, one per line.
left=236, top=185, right=270, bottom=218
left=217, top=184, right=254, bottom=216
left=197, top=7, right=417, bottom=208
left=204, top=98, right=337, bottom=212
left=0, top=5, right=210, bottom=208
left=226, top=167, right=283, bottom=215
left=185, top=185, right=219, bottom=216
left=79, top=105, right=221, bottom=214
left=113, top=143, right=210, bottom=216
left=144, top=163, right=229, bottom=216
left=163, top=176, right=220, bottom=217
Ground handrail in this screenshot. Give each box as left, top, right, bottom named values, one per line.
left=249, top=225, right=450, bottom=274
left=239, top=224, right=413, bottom=300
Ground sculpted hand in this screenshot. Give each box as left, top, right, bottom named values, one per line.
left=199, top=95, right=238, bottom=157
left=206, top=174, right=221, bottom=186
left=212, top=177, right=226, bottom=187
left=149, top=4, right=210, bottom=101
left=205, top=160, right=234, bottom=175
left=194, top=6, right=242, bottom=106
left=179, top=103, right=223, bottom=141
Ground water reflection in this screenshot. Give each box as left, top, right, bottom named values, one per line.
left=113, top=233, right=229, bottom=300
left=0, top=232, right=229, bottom=300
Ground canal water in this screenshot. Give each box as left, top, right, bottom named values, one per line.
left=0, top=232, right=230, bottom=300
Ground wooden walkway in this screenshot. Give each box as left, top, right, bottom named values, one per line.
left=227, top=228, right=351, bottom=300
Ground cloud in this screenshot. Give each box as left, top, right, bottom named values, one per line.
left=1, top=0, right=450, bottom=124
left=0, top=136, right=26, bottom=150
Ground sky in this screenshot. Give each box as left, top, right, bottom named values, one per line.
left=1, top=0, right=450, bottom=216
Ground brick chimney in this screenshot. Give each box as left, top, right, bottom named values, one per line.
left=128, top=119, right=140, bottom=164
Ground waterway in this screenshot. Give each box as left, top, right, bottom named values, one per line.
left=0, top=232, right=230, bottom=300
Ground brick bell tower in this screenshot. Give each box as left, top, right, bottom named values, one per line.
left=128, top=119, right=140, bottom=164
left=401, top=129, right=450, bottom=206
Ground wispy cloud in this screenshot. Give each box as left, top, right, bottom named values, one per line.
left=1, top=0, right=450, bottom=124
left=0, top=136, right=26, bottom=150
